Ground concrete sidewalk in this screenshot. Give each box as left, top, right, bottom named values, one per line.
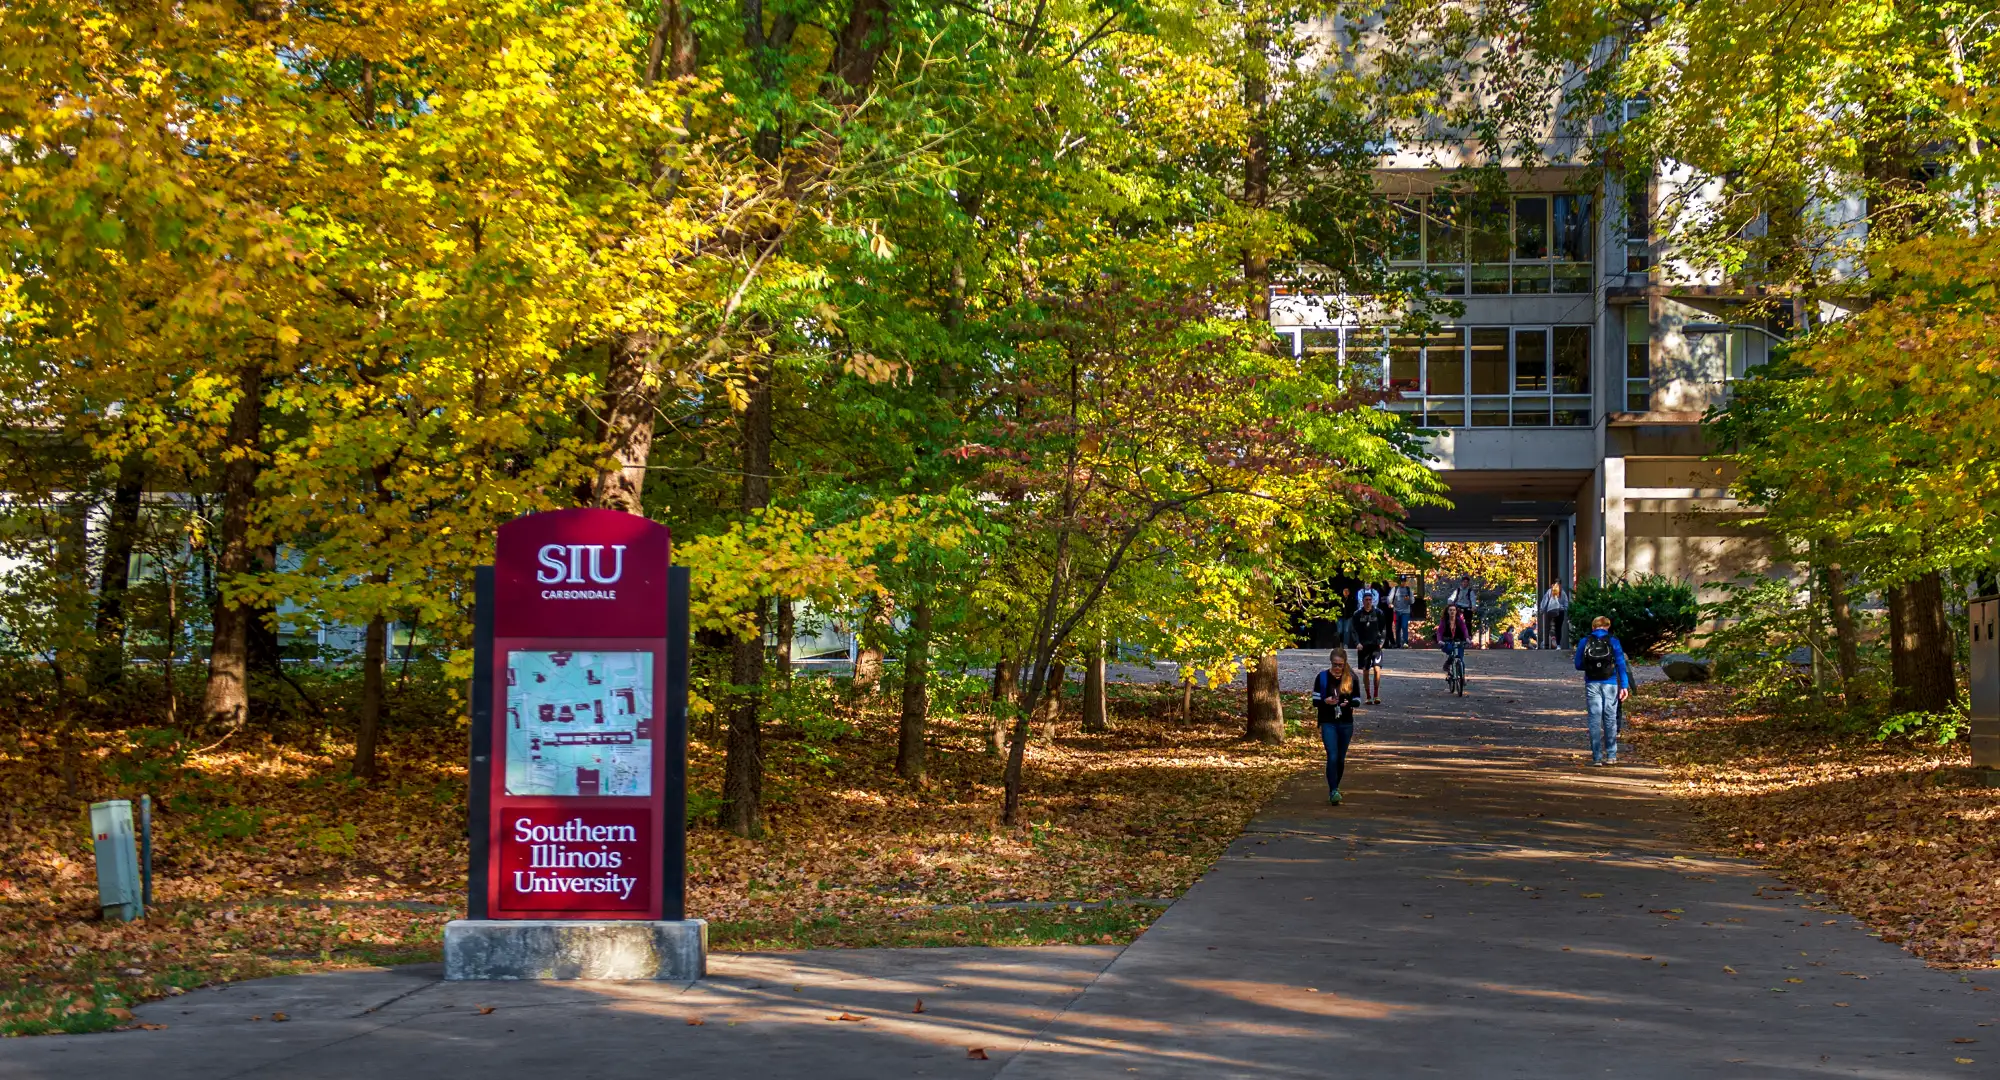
left=5, top=649, right=1995, bottom=1078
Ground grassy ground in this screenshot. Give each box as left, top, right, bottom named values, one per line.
left=0, top=679, right=1317, bottom=1035
left=1624, top=680, right=2000, bottom=970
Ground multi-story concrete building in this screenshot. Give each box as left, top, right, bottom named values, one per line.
left=1273, top=155, right=1797, bottom=611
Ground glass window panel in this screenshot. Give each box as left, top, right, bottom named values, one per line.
left=1552, top=264, right=1592, bottom=293
left=1624, top=171, right=1652, bottom=271
left=1514, top=265, right=1552, bottom=294
left=1470, top=263, right=1510, bottom=295
left=1553, top=396, right=1592, bottom=426
left=1300, top=328, right=1340, bottom=358
left=1553, top=194, right=1592, bottom=262
left=1468, top=198, right=1510, bottom=263
left=1626, top=381, right=1651, bottom=412
left=1427, top=196, right=1463, bottom=266
left=1512, top=398, right=1551, bottom=426
left=1471, top=397, right=1510, bottom=427
left=1514, top=197, right=1549, bottom=260
left=1425, top=406, right=1465, bottom=428
left=1390, top=200, right=1423, bottom=263
left=1424, top=329, right=1464, bottom=396
left=1428, top=265, right=1466, bottom=294
left=1388, top=333, right=1422, bottom=392
left=1552, top=325, right=1591, bottom=394
left=1514, top=329, right=1548, bottom=391
left=1469, top=328, right=1508, bottom=394
left=1624, top=173, right=1651, bottom=243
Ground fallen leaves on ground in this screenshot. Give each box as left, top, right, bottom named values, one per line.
left=1, top=682, right=1316, bottom=1034
left=1625, top=682, right=2000, bottom=970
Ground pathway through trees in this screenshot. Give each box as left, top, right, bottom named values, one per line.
left=7, top=651, right=1993, bottom=1078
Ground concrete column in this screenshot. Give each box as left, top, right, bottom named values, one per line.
left=1603, top=455, right=1628, bottom=581
left=1576, top=474, right=1603, bottom=583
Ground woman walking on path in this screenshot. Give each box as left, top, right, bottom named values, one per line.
left=1310, top=649, right=1362, bottom=805
left=1538, top=582, right=1569, bottom=650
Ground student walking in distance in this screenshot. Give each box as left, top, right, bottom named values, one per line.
left=1436, top=602, right=1472, bottom=673
left=1573, top=615, right=1632, bottom=765
left=1447, top=574, right=1480, bottom=640
left=1389, top=579, right=1415, bottom=647
left=1350, top=594, right=1393, bottom=705
left=1356, top=580, right=1381, bottom=610
left=1310, top=649, right=1362, bottom=805
left=1539, top=581, right=1569, bottom=650
left=1334, top=587, right=1354, bottom=647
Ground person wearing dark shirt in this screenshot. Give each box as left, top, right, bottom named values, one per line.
left=1435, top=602, right=1471, bottom=674
left=1349, top=594, right=1393, bottom=705
left=1310, top=649, right=1363, bottom=805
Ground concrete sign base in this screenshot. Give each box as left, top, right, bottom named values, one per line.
left=443, top=919, right=707, bottom=981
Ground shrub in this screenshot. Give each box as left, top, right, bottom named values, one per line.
left=1569, top=574, right=1698, bottom=656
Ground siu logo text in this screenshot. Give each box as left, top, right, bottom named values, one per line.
left=537, top=544, right=626, bottom=599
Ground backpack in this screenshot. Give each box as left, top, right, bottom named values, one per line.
left=1581, top=635, right=1617, bottom=682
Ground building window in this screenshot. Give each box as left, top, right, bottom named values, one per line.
left=1623, top=172, right=1652, bottom=272
left=1393, top=193, right=1592, bottom=296
left=1553, top=194, right=1592, bottom=293
left=1389, top=201, right=1423, bottom=264
left=1294, top=324, right=1594, bottom=429
left=1623, top=307, right=1650, bottom=411
left=1552, top=326, right=1591, bottom=395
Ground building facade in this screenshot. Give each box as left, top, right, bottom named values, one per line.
left=1272, top=163, right=1796, bottom=607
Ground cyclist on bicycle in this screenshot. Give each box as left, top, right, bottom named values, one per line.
left=1436, top=602, right=1472, bottom=675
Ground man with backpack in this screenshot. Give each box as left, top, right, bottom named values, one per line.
left=1349, top=593, right=1393, bottom=705
left=1572, top=615, right=1632, bottom=765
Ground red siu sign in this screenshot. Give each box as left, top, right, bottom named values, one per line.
left=468, top=509, right=688, bottom=921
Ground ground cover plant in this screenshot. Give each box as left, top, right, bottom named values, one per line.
left=1624, top=680, right=2000, bottom=970
left=0, top=677, right=1314, bottom=1035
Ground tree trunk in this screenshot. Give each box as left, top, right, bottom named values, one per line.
left=852, top=595, right=889, bottom=695
left=589, top=332, right=661, bottom=514
left=774, top=597, right=794, bottom=684
left=896, top=599, right=931, bottom=780
left=1887, top=572, right=1956, bottom=713
left=1182, top=676, right=1195, bottom=723
left=722, top=359, right=773, bottom=838
left=245, top=543, right=282, bottom=674
left=1245, top=653, right=1285, bottom=744
left=1238, top=34, right=1283, bottom=748
left=354, top=614, right=387, bottom=780
left=202, top=362, right=261, bottom=732
left=162, top=573, right=179, bottom=727
left=88, top=457, right=146, bottom=690
left=1823, top=555, right=1861, bottom=698
left=1036, top=661, right=1066, bottom=743
left=989, top=657, right=1016, bottom=754
left=1081, top=638, right=1109, bottom=733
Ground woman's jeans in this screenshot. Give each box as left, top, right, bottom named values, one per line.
left=1585, top=681, right=1621, bottom=761
left=1545, top=611, right=1566, bottom=649
left=1319, top=721, right=1355, bottom=792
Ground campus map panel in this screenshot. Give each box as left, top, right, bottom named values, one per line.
left=504, top=650, right=654, bottom=797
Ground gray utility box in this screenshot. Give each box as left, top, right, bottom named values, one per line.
left=89, top=799, right=143, bottom=921
left=1973, top=596, right=1999, bottom=775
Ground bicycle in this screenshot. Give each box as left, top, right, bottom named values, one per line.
left=1443, top=643, right=1466, bottom=696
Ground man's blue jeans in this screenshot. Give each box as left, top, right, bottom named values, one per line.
left=1319, top=721, right=1355, bottom=793
left=1585, top=681, right=1621, bottom=761
left=1393, top=611, right=1410, bottom=646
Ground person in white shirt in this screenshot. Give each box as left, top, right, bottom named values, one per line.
left=1538, top=581, right=1569, bottom=650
